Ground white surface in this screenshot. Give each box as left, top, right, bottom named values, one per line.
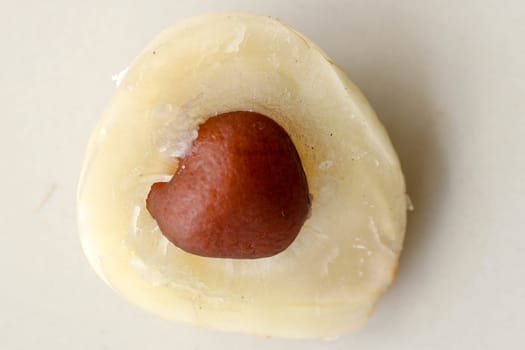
left=1, top=0, right=524, bottom=349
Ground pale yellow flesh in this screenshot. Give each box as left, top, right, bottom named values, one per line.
left=78, top=13, right=407, bottom=339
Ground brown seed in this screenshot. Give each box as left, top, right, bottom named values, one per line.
left=146, top=111, right=311, bottom=259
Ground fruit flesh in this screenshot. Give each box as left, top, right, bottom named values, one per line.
left=78, top=13, right=407, bottom=338
left=146, top=111, right=311, bottom=259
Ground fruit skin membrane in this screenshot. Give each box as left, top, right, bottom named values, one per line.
left=78, top=13, right=407, bottom=338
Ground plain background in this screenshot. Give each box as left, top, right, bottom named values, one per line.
left=1, top=1, right=524, bottom=349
